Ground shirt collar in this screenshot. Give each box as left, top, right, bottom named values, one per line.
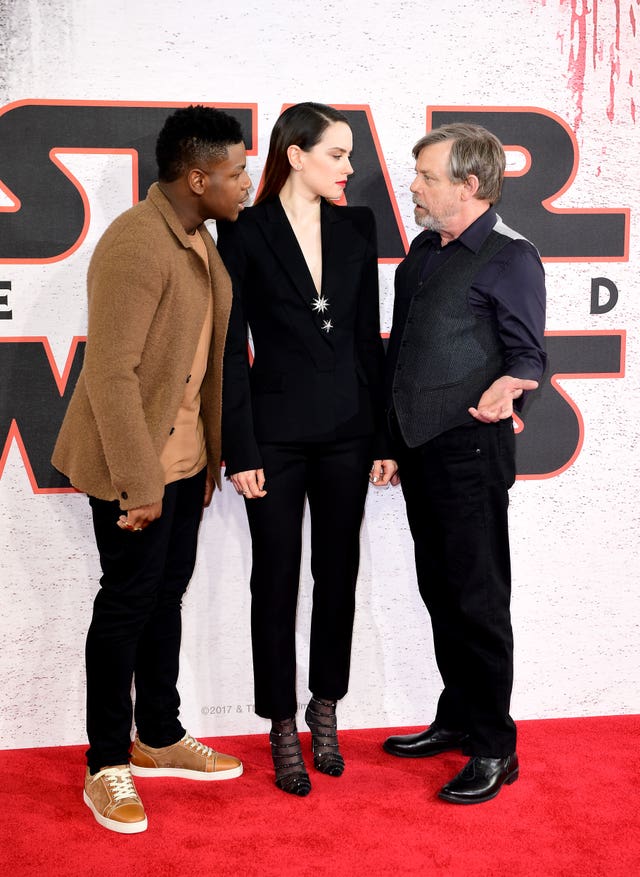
left=419, top=206, right=497, bottom=254
left=456, top=206, right=497, bottom=253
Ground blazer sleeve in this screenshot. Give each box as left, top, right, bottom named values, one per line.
left=217, top=219, right=263, bottom=475
left=354, top=210, right=393, bottom=459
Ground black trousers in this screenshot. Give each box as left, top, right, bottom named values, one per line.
left=244, top=436, right=373, bottom=721
left=85, top=468, right=206, bottom=773
left=396, top=419, right=517, bottom=758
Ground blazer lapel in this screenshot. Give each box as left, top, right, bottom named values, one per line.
left=319, top=199, right=354, bottom=314
left=258, top=198, right=336, bottom=344
left=259, top=199, right=319, bottom=301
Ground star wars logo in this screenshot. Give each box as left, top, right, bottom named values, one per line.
left=0, top=102, right=627, bottom=491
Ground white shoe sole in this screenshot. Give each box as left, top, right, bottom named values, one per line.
left=83, top=790, right=148, bottom=834
left=129, top=762, right=243, bottom=781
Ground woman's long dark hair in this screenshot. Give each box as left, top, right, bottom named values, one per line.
left=255, top=102, right=349, bottom=205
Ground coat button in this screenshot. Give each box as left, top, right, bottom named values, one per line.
left=186, top=374, right=191, bottom=383
left=169, top=427, right=175, bottom=435
left=121, top=491, right=128, bottom=500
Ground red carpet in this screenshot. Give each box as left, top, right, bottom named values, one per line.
left=1, top=715, right=638, bottom=876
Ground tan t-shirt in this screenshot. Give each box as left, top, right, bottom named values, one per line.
left=160, top=229, right=212, bottom=484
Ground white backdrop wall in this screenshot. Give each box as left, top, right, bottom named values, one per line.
left=1, top=0, right=638, bottom=750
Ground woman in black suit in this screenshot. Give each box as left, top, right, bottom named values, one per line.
left=217, top=103, right=396, bottom=796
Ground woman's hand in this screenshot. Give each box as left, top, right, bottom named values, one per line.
left=230, top=469, right=267, bottom=499
left=369, top=459, right=398, bottom=487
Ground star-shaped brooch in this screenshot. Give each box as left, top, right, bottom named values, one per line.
left=321, top=319, right=333, bottom=333
left=311, top=295, right=330, bottom=314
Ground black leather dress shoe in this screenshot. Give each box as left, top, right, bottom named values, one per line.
left=438, top=753, right=519, bottom=804
left=382, top=726, right=470, bottom=758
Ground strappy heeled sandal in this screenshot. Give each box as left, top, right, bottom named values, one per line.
left=269, top=718, right=311, bottom=796
left=305, top=696, right=345, bottom=777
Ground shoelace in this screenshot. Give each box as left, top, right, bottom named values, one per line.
left=94, top=767, right=138, bottom=802
left=182, top=733, right=215, bottom=757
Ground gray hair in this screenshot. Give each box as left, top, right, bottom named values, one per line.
left=412, top=123, right=506, bottom=204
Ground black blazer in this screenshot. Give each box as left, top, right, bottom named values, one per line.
left=217, top=197, right=387, bottom=475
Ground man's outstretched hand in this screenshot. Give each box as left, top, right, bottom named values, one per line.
left=469, top=375, right=539, bottom=423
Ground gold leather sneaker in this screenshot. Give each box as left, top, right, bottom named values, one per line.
left=83, top=765, right=147, bottom=834
left=130, top=732, right=243, bottom=781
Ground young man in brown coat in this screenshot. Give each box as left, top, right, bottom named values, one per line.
left=52, top=105, right=251, bottom=834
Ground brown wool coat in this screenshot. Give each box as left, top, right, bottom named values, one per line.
left=52, top=183, right=232, bottom=510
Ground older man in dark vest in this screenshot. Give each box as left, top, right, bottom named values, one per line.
left=382, top=123, right=546, bottom=804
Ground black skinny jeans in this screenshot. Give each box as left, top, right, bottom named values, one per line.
left=85, top=468, right=206, bottom=773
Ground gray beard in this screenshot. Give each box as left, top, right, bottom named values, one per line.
left=414, top=209, right=441, bottom=231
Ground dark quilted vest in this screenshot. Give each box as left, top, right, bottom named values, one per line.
left=392, top=230, right=511, bottom=447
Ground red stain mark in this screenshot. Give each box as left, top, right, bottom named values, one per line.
left=535, top=0, right=636, bottom=128
left=608, top=40, right=621, bottom=121
left=630, top=1, right=637, bottom=121
left=607, top=1, right=621, bottom=121
left=566, top=0, right=588, bottom=130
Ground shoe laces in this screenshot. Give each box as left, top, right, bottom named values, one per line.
left=181, top=733, right=215, bottom=757
left=94, top=766, right=138, bottom=802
